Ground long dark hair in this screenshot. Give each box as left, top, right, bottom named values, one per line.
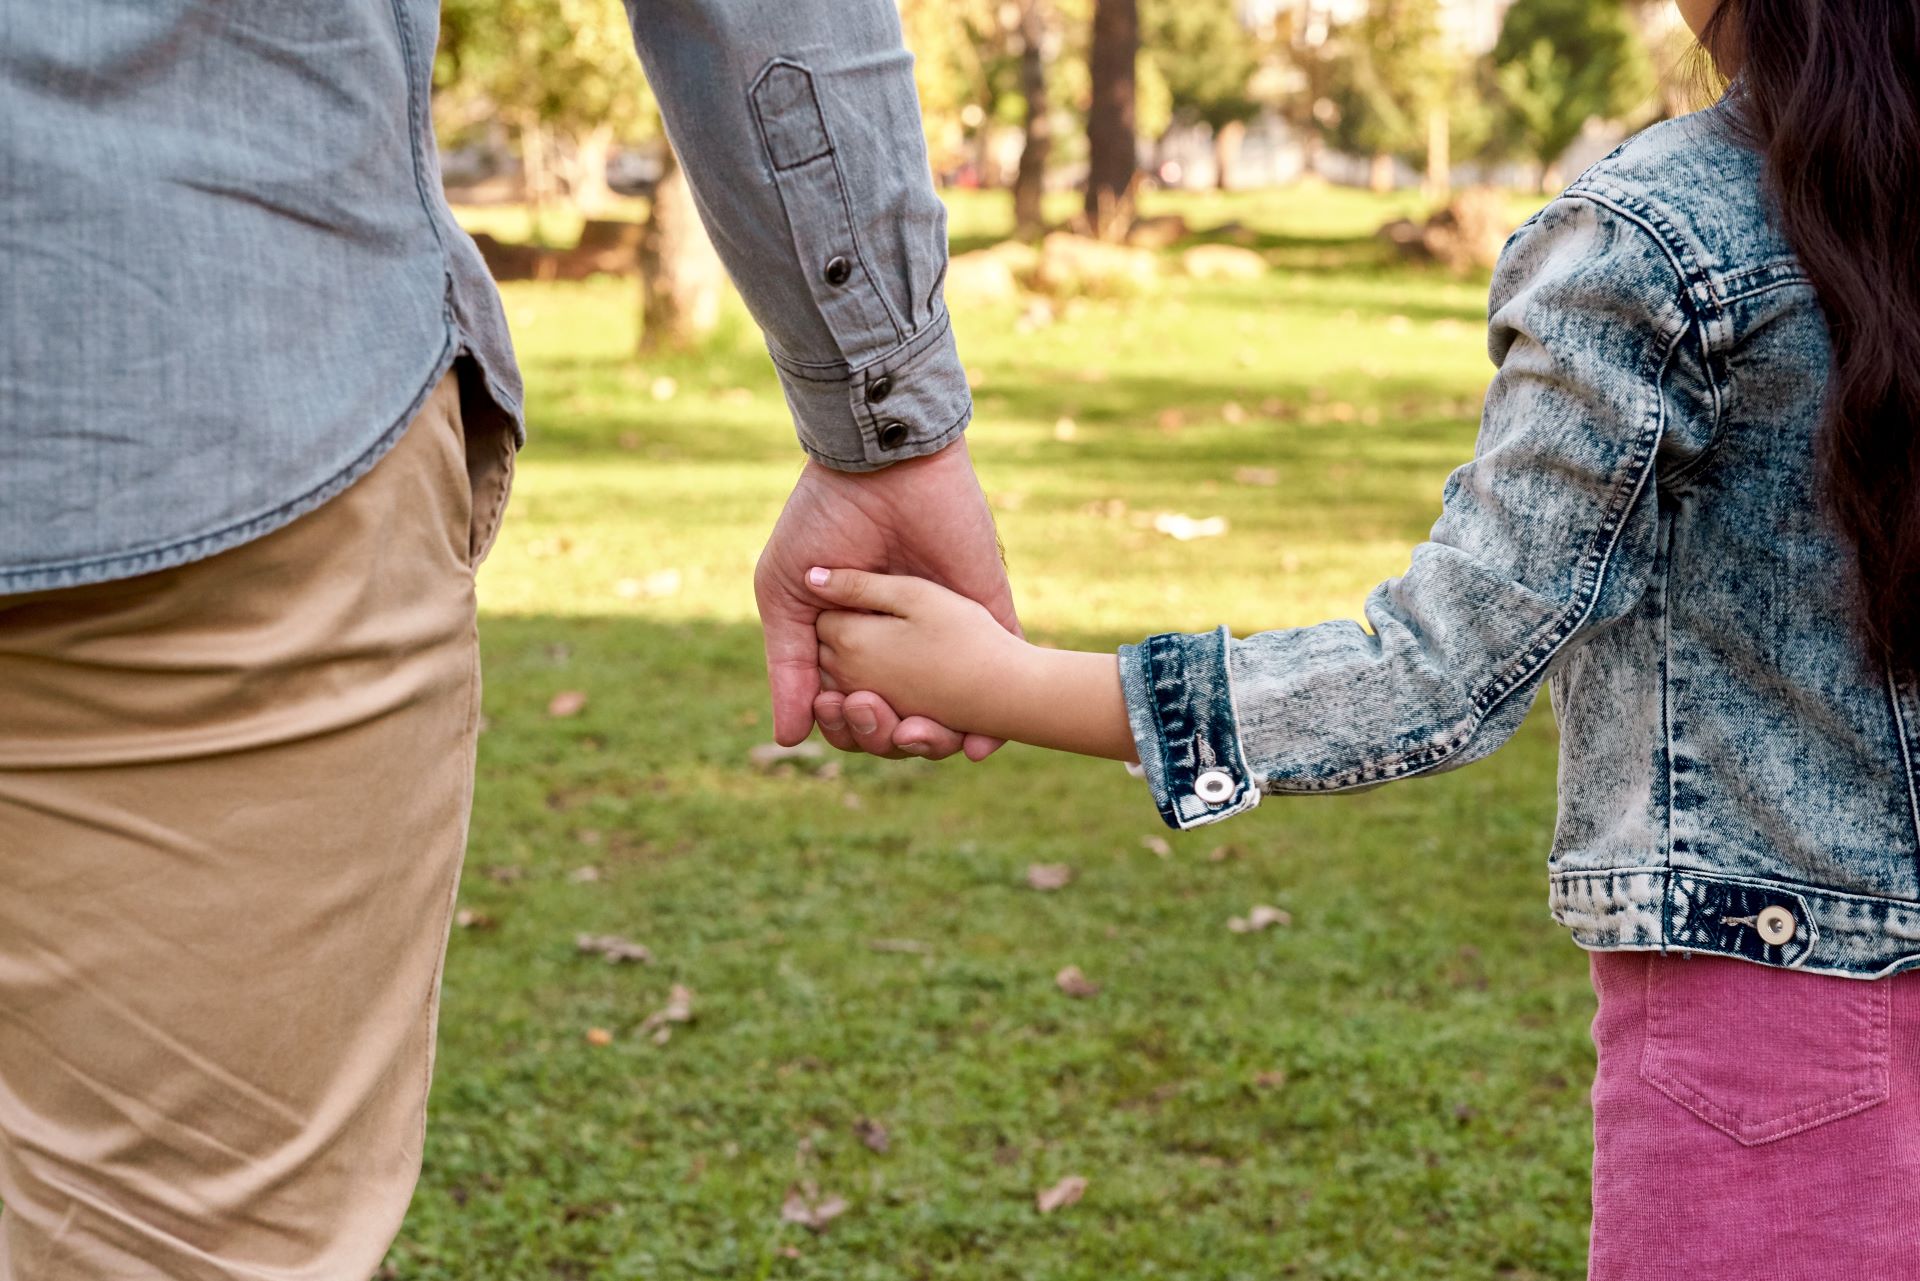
left=1704, top=1, right=1920, bottom=678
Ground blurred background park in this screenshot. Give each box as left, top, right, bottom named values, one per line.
left=395, top=2, right=1701, bottom=1277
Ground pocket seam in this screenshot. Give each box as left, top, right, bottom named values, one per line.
left=1638, top=963, right=1892, bottom=1147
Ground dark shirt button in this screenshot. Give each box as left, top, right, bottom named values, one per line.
left=866, top=374, right=894, bottom=404
left=824, top=255, right=853, bottom=286
left=876, top=420, right=910, bottom=450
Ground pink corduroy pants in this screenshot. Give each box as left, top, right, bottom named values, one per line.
left=1587, top=950, right=1920, bottom=1279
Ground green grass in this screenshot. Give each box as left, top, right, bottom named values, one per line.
left=390, top=185, right=1589, bottom=1280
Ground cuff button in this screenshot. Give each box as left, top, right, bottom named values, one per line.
left=876, top=420, right=910, bottom=450
left=866, top=374, right=894, bottom=404
left=1194, top=770, right=1235, bottom=806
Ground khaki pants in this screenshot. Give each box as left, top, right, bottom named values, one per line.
left=0, top=373, right=511, bottom=1279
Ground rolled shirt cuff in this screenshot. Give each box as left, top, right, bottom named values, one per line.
left=771, top=309, right=972, bottom=472
left=1118, top=626, right=1263, bottom=831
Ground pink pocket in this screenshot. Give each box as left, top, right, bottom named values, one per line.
left=1639, top=954, right=1892, bottom=1145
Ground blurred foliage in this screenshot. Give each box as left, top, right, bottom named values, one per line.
left=1322, top=0, right=1457, bottom=167
left=1489, top=0, right=1657, bottom=176
left=1145, top=0, right=1266, bottom=133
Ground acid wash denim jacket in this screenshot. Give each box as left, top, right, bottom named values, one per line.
left=1120, top=99, right=1920, bottom=980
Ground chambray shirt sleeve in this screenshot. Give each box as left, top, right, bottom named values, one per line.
left=1120, top=196, right=1707, bottom=830
left=619, top=1, right=968, bottom=471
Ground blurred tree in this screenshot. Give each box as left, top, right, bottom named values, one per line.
left=1084, top=0, right=1139, bottom=239
left=1323, top=0, right=1459, bottom=193
left=1491, top=0, right=1656, bottom=188
left=1011, top=0, right=1054, bottom=237
left=435, top=0, right=723, bottom=350
left=1145, top=0, right=1263, bottom=190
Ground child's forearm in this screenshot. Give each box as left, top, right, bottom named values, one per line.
left=973, top=645, right=1139, bottom=762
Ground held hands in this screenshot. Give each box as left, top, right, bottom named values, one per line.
left=811, top=568, right=1028, bottom=733
left=753, top=440, right=1019, bottom=761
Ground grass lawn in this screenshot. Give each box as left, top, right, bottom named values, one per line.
left=388, top=185, right=1592, bottom=1280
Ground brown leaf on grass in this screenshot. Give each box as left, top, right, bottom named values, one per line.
left=1055, top=965, right=1101, bottom=999
left=584, top=1027, right=614, bottom=1047
left=453, top=907, right=496, bottom=930
left=568, top=865, right=604, bottom=884
left=1208, top=844, right=1245, bottom=864
left=480, top=864, right=526, bottom=884
left=547, top=690, right=588, bottom=718
left=1141, top=835, right=1172, bottom=858
left=853, top=1117, right=891, bottom=1154
left=1254, top=1069, right=1288, bottom=1089
left=1233, top=466, right=1279, bottom=487
left=780, top=1184, right=849, bottom=1233
left=1228, top=905, right=1292, bottom=934
left=1036, top=1175, right=1088, bottom=1214
left=638, top=983, right=695, bottom=1044
left=1026, top=862, right=1073, bottom=892
left=575, top=933, right=653, bottom=964
left=748, top=741, right=824, bottom=770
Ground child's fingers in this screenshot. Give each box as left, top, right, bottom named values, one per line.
left=805, top=567, right=925, bottom=617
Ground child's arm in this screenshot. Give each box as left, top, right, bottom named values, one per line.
left=808, top=567, right=1139, bottom=762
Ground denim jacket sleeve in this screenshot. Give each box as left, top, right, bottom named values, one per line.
left=1119, top=195, right=1708, bottom=830
left=620, top=0, right=968, bottom=471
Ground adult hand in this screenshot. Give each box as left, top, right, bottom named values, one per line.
left=754, top=438, right=1018, bottom=761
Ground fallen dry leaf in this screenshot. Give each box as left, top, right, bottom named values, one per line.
left=853, top=1117, right=891, bottom=1154
left=1055, top=965, right=1101, bottom=999
left=748, top=741, right=824, bottom=770
left=1026, top=862, right=1073, bottom=892
left=780, top=1184, right=849, bottom=1233
left=453, top=907, right=496, bottom=931
left=638, top=983, right=695, bottom=1045
left=1208, top=844, right=1245, bottom=864
left=575, top=933, right=653, bottom=964
left=1254, top=1069, right=1288, bottom=1089
left=1036, top=1175, right=1088, bottom=1214
left=1234, top=466, right=1279, bottom=487
left=1228, top=905, right=1293, bottom=934
left=547, top=690, right=588, bottom=718
left=568, top=865, right=604, bottom=884
left=584, top=1027, right=613, bottom=1047
left=480, top=864, right=525, bottom=884
left=1141, top=835, right=1172, bottom=858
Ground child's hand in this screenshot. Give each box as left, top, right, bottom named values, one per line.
left=810, top=567, right=1029, bottom=735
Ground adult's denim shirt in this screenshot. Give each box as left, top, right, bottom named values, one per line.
left=1121, top=99, right=1920, bottom=980
left=0, top=0, right=967, bottom=592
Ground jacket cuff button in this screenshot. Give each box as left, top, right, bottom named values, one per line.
left=876, top=420, right=910, bottom=450
left=866, top=374, right=894, bottom=404
left=1194, top=770, right=1235, bottom=806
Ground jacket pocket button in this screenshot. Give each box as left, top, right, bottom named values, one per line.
left=824, top=255, right=853, bottom=286
left=1194, top=770, right=1235, bottom=806
left=1756, top=905, right=1797, bottom=946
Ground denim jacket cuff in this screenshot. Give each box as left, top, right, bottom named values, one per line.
left=770, top=310, right=973, bottom=472
left=1118, top=626, right=1263, bottom=831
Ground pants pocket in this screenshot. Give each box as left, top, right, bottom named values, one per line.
left=1639, top=953, right=1891, bottom=1145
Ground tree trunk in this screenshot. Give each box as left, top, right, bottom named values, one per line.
left=567, top=124, right=618, bottom=217
left=1368, top=152, right=1395, bottom=193
left=1423, top=105, right=1451, bottom=202
left=639, top=146, right=726, bottom=354
left=1012, top=0, right=1052, bottom=241
left=1083, top=0, right=1138, bottom=242
left=1212, top=119, right=1247, bottom=191
left=519, top=117, right=557, bottom=249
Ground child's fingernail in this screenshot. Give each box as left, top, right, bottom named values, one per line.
left=847, top=707, right=878, bottom=734
left=900, top=742, right=929, bottom=756
left=807, top=567, right=830, bottom=588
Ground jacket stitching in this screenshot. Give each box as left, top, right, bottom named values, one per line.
left=1271, top=292, right=1688, bottom=794
left=1884, top=670, right=1920, bottom=884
